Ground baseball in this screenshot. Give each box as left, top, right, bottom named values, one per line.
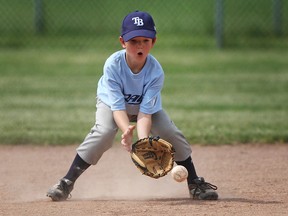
left=171, top=165, right=188, bottom=182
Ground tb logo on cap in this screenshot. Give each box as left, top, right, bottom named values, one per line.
left=132, top=17, right=144, bottom=26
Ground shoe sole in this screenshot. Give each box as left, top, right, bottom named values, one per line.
left=190, top=191, right=219, bottom=200
left=47, top=189, right=67, bottom=201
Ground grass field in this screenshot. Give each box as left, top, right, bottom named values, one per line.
left=0, top=47, right=287, bottom=145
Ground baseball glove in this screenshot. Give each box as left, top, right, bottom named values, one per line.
left=131, top=136, right=175, bottom=179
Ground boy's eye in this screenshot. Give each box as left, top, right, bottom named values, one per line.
left=129, top=40, right=137, bottom=44
left=129, top=39, right=150, bottom=44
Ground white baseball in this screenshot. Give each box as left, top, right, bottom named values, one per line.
left=171, top=165, right=188, bottom=182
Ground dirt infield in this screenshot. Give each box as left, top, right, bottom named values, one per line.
left=0, top=144, right=287, bottom=216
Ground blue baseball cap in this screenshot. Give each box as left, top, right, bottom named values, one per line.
left=121, top=11, right=156, bottom=42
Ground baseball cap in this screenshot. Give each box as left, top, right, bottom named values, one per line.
left=121, top=11, right=156, bottom=42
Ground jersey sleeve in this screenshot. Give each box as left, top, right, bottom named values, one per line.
left=140, top=68, right=164, bottom=114
left=103, top=62, right=126, bottom=111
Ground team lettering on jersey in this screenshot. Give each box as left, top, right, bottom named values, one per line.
left=124, top=94, right=143, bottom=104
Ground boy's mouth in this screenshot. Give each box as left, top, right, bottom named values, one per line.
left=137, top=52, right=143, bottom=56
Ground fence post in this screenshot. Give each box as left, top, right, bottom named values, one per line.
left=34, top=0, right=45, bottom=34
left=273, top=0, right=282, bottom=36
left=215, top=0, right=224, bottom=48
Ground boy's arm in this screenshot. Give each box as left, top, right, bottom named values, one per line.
left=113, top=110, right=135, bottom=151
left=113, top=110, right=130, bottom=133
left=113, top=110, right=152, bottom=152
left=137, top=112, right=152, bottom=139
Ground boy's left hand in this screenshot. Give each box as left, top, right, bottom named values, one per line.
left=121, top=125, right=136, bottom=152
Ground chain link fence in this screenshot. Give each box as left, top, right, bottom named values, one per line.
left=0, top=0, right=287, bottom=50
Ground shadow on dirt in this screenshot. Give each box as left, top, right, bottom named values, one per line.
left=218, top=197, right=282, bottom=204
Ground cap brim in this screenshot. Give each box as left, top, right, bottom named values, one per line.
left=122, top=30, right=156, bottom=42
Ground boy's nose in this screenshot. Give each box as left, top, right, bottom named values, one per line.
left=137, top=41, right=143, bottom=47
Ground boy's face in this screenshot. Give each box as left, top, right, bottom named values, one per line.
left=120, top=36, right=156, bottom=63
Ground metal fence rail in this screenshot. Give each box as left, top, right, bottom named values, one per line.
left=0, top=0, right=287, bottom=49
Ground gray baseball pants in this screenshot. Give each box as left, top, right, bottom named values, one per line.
left=77, top=98, right=192, bottom=165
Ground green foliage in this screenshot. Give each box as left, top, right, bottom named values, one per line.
left=0, top=48, right=287, bottom=145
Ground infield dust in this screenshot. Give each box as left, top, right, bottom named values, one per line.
left=0, top=144, right=287, bottom=216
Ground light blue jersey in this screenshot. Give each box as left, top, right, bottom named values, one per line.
left=97, top=50, right=164, bottom=115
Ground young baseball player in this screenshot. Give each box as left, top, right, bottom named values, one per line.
left=47, top=10, right=218, bottom=201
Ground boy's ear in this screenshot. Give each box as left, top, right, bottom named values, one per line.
left=119, top=36, right=126, bottom=48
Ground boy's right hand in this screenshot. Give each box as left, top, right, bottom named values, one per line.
left=121, top=125, right=136, bottom=152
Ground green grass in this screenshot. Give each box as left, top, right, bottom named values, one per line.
left=0, top=48, right=287, bottom=145
left=159, top=50, right=288, bottom=144
left=1, top=1, right=287, bottom=145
